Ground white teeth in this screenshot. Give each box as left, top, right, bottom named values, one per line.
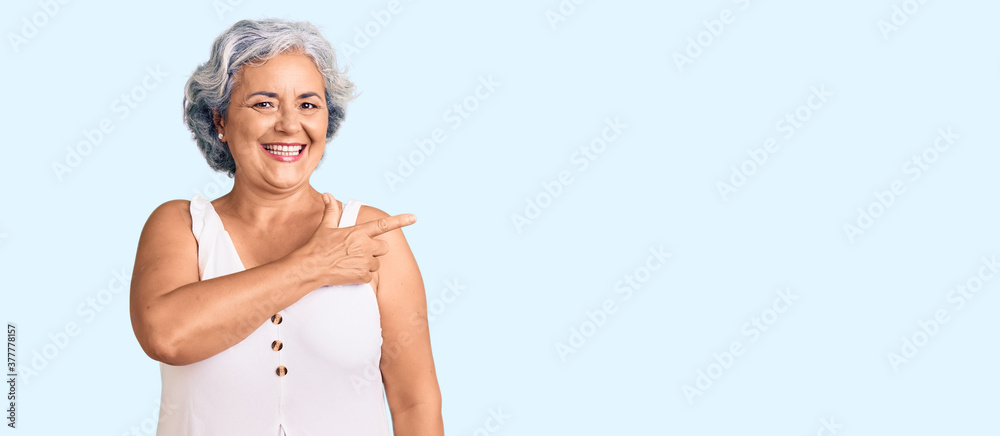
left=262, top=144, right=304, bottom=156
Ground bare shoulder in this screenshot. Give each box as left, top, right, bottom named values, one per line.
left=356, top=204, right=418, bottom=296
left=357, top=203, right=391, bottom=223
left=132, top=199, right=200, bottom=302
left=135, top=199, right=197, bottom=259
left=145, top=199, right=192, bottom=228
left=134, top=199, right=198, bottom=269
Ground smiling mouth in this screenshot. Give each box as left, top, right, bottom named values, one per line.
left=261, top=143, right=306, bottom=157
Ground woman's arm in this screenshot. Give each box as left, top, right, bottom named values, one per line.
left=129, top=195, right=413, bottom=366
left=362, top=206, right=444, bottom=436
left=129, top=199, right=325, bottom=366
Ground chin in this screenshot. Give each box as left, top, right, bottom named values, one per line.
left=263, top=169, right=312, bottom=189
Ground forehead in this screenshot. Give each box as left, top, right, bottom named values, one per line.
left=233, top=52, right=325, bottom=94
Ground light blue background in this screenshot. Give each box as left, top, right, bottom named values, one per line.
left=2, top=0, right=998, bottom=434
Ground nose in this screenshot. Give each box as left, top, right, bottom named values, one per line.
left=274, top=105, right=302, bottom=134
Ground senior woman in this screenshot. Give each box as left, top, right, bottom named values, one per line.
left=128, top=19, right=442, bottom=436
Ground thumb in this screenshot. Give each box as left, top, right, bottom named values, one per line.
left=321, top=192, right=341, bottom=228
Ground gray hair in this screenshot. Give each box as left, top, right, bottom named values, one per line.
left=183, top=19, right=357, bottom=176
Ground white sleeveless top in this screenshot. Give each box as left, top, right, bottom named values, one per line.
left=155, top=195, right=390, bottom=436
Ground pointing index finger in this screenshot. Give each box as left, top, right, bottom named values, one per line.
left=360, top=213, right=416, bottom=237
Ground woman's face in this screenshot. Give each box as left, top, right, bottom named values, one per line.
left=217, top=51, right=329, bottom=192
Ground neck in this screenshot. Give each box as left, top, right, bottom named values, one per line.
left=215, top=175, right=323, bottom=226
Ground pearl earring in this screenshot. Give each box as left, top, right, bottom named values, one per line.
left=218, top=133, right=223, bottom=140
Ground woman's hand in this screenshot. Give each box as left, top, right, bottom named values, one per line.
left=289, top=193, right=416, bottom=287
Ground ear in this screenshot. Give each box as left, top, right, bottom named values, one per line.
left=212, top=109, right=225, bottom=138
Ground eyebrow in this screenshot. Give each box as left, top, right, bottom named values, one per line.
left=248, top=91, right=321, bottom=99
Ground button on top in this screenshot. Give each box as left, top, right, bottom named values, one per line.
left=271, top=314, right=285, bottom=376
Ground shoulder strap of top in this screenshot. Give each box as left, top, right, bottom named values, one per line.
left=190, top=194, right=212, bottom=243
left=189, top=194, right=247, bottom=277
left=338, top=200, right=367, bottom=228
left=189, top=194, right=230, bottom=249
left=189, top=194, right=222, bottom=278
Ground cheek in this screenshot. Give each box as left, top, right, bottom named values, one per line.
left=228, top=113, right=268, bottom=140
left=306, top=115, right=329, bottom=140
left=246, top=116, right=275, bottom=136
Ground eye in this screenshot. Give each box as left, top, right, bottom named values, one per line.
left=301, top=102, right=318, bottom=109
left=254, top=101, right=274, bottom=109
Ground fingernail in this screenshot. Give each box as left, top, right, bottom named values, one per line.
left=408, top=214, right=416, bottom=223
left=323, top=193, right=330, bottom=204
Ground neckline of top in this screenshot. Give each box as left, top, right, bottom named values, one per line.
left=191, top=194, right=356, bottom=273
